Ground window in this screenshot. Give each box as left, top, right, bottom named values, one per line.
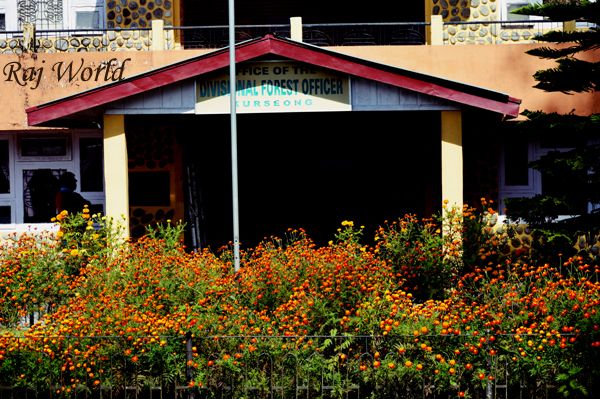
left=0, top=132, right=104, bottom=226
left=16, top=0, right=65, bottom=30
left=499, top=137, right=593, bottom=216
left=75, top=10, right=100, bottom=29
left=501, top=0, right=544, bottom=25
left=17, top=136, right=71, bottom=161
left=0, top=140, right=9, bottom=194
left=4, top=0, right=105, bottom=31
left=0, top=205, right=10, bottom=223
left=503, top=140, right=529, bottom=186
left=79, top=137, right=103, bottom=192
left=0, top=13, right=5, bottom=30
left=69, top=0, right=104, bottom=30
left=0, top=138, right=11, bottom=223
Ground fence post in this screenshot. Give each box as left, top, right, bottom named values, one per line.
left=186, top=332, right=195, bottom=399
left=22, top=22, right=35, bottom=52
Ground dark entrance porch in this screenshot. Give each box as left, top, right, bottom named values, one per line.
left=154, top=110, right=441, bottom=250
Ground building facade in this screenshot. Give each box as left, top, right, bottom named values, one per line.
left=0, top=0, right=598, bottom=248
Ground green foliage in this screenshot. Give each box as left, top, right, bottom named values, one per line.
left=374, top=201, right=508, bottom=301
left=513, top=0, right=599, bottom=93
left=144, top=219, right=187, bottom=252
left=0, top=205, right=599, bottom=397
left=504, top=0, right=600, bottom=240
left=511, top=1, right=599, bottom=23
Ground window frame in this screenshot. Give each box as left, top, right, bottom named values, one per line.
left=500, top=0, right=545, bottom=28
left=0, top=131, right=105, bottom=226
left=4, top=0, right=105, bottom=31
left=16, top=134, right=72, bottom=162
left=499, top=138, right=597, bottom=216
left=0, top=135, right=14, bottom=223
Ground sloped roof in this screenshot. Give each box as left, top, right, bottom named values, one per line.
left=26, top=34, right=521, bottom=126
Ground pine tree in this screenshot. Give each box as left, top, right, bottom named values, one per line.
left=505, top=0, right=600, bottom=229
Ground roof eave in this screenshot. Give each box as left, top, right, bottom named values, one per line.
left=26, top=35, right=521, bottom=126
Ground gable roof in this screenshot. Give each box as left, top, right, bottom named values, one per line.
left=26, top=34, right=521, bottom=126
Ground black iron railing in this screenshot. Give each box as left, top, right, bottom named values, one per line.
left=0, top=334, right=589, bottom=398
left=169, top=22, right=429, bottom=48
left=0, top=19, right=593, bottom=52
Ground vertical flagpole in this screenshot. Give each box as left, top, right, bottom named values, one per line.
left=228, top=0, right=240, bottom=272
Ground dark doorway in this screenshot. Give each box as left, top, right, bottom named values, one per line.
left=174, top=111, right=440, bottom=250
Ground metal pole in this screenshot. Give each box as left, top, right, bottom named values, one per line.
left=228, top=0, right=240, bottom=272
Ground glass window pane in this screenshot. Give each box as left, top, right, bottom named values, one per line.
left=23, top=169, right=63, bottom=223
left=0, top=140, right=9, bottom=194
left=76, top=11, right=100, bottom=29
left=542, top=164, right=588, bottom=215
left=0, top=14, right=6, bottom=31
left=79, top=138, right=104, bottom=192
left=0, top=205, right=10, bottom=223
left=504, top=141, right=529, bottom=186
left=20, top=137, right=70, bottom=158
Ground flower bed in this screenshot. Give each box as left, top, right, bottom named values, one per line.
left=0, top=202, right=598, bottom=398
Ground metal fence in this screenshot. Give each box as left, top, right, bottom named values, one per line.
left=169, top=22, right=428, bottom=49
left=0, top=334, right=592, bottom=399
left=0, top=19, right=595, bottom=52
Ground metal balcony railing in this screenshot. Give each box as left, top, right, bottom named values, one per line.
left=0, top=19, right=594, bottom=53
left=169, top=22, right=429, bottom=48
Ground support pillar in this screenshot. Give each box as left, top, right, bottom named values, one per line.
left=441, top=111, right=463, bottom=209
left=103, top=114, right=130, bottom=239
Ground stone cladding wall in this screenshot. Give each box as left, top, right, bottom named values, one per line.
left=0, top=30, right=153, bottom=54
left=431, top=0, right=548, bottom=45
left=106, top=0, right=174, bottom=29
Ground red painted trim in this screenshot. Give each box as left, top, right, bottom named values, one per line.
left=26, top=35, right=521, bottom=126
left=268, top=39, right=521, bottom=116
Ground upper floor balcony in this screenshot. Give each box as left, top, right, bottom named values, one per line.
left=0, top=16, right=591, bottom=54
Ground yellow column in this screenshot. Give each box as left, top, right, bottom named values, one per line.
left=103, top=114, right=130, bottom=238
left=441, top=111, right=463, bottom=209
left=172, top=0, right=182, bottom=48
left=424, top=0, right=433, bottom=44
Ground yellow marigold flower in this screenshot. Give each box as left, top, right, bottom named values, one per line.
left=341, top=220, right=354, bottom=227
left=57, top=231, right=64, bottom=238
left=82, top=207, right=90, bottom=214
left=70, top=249, right=79, bottom=257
